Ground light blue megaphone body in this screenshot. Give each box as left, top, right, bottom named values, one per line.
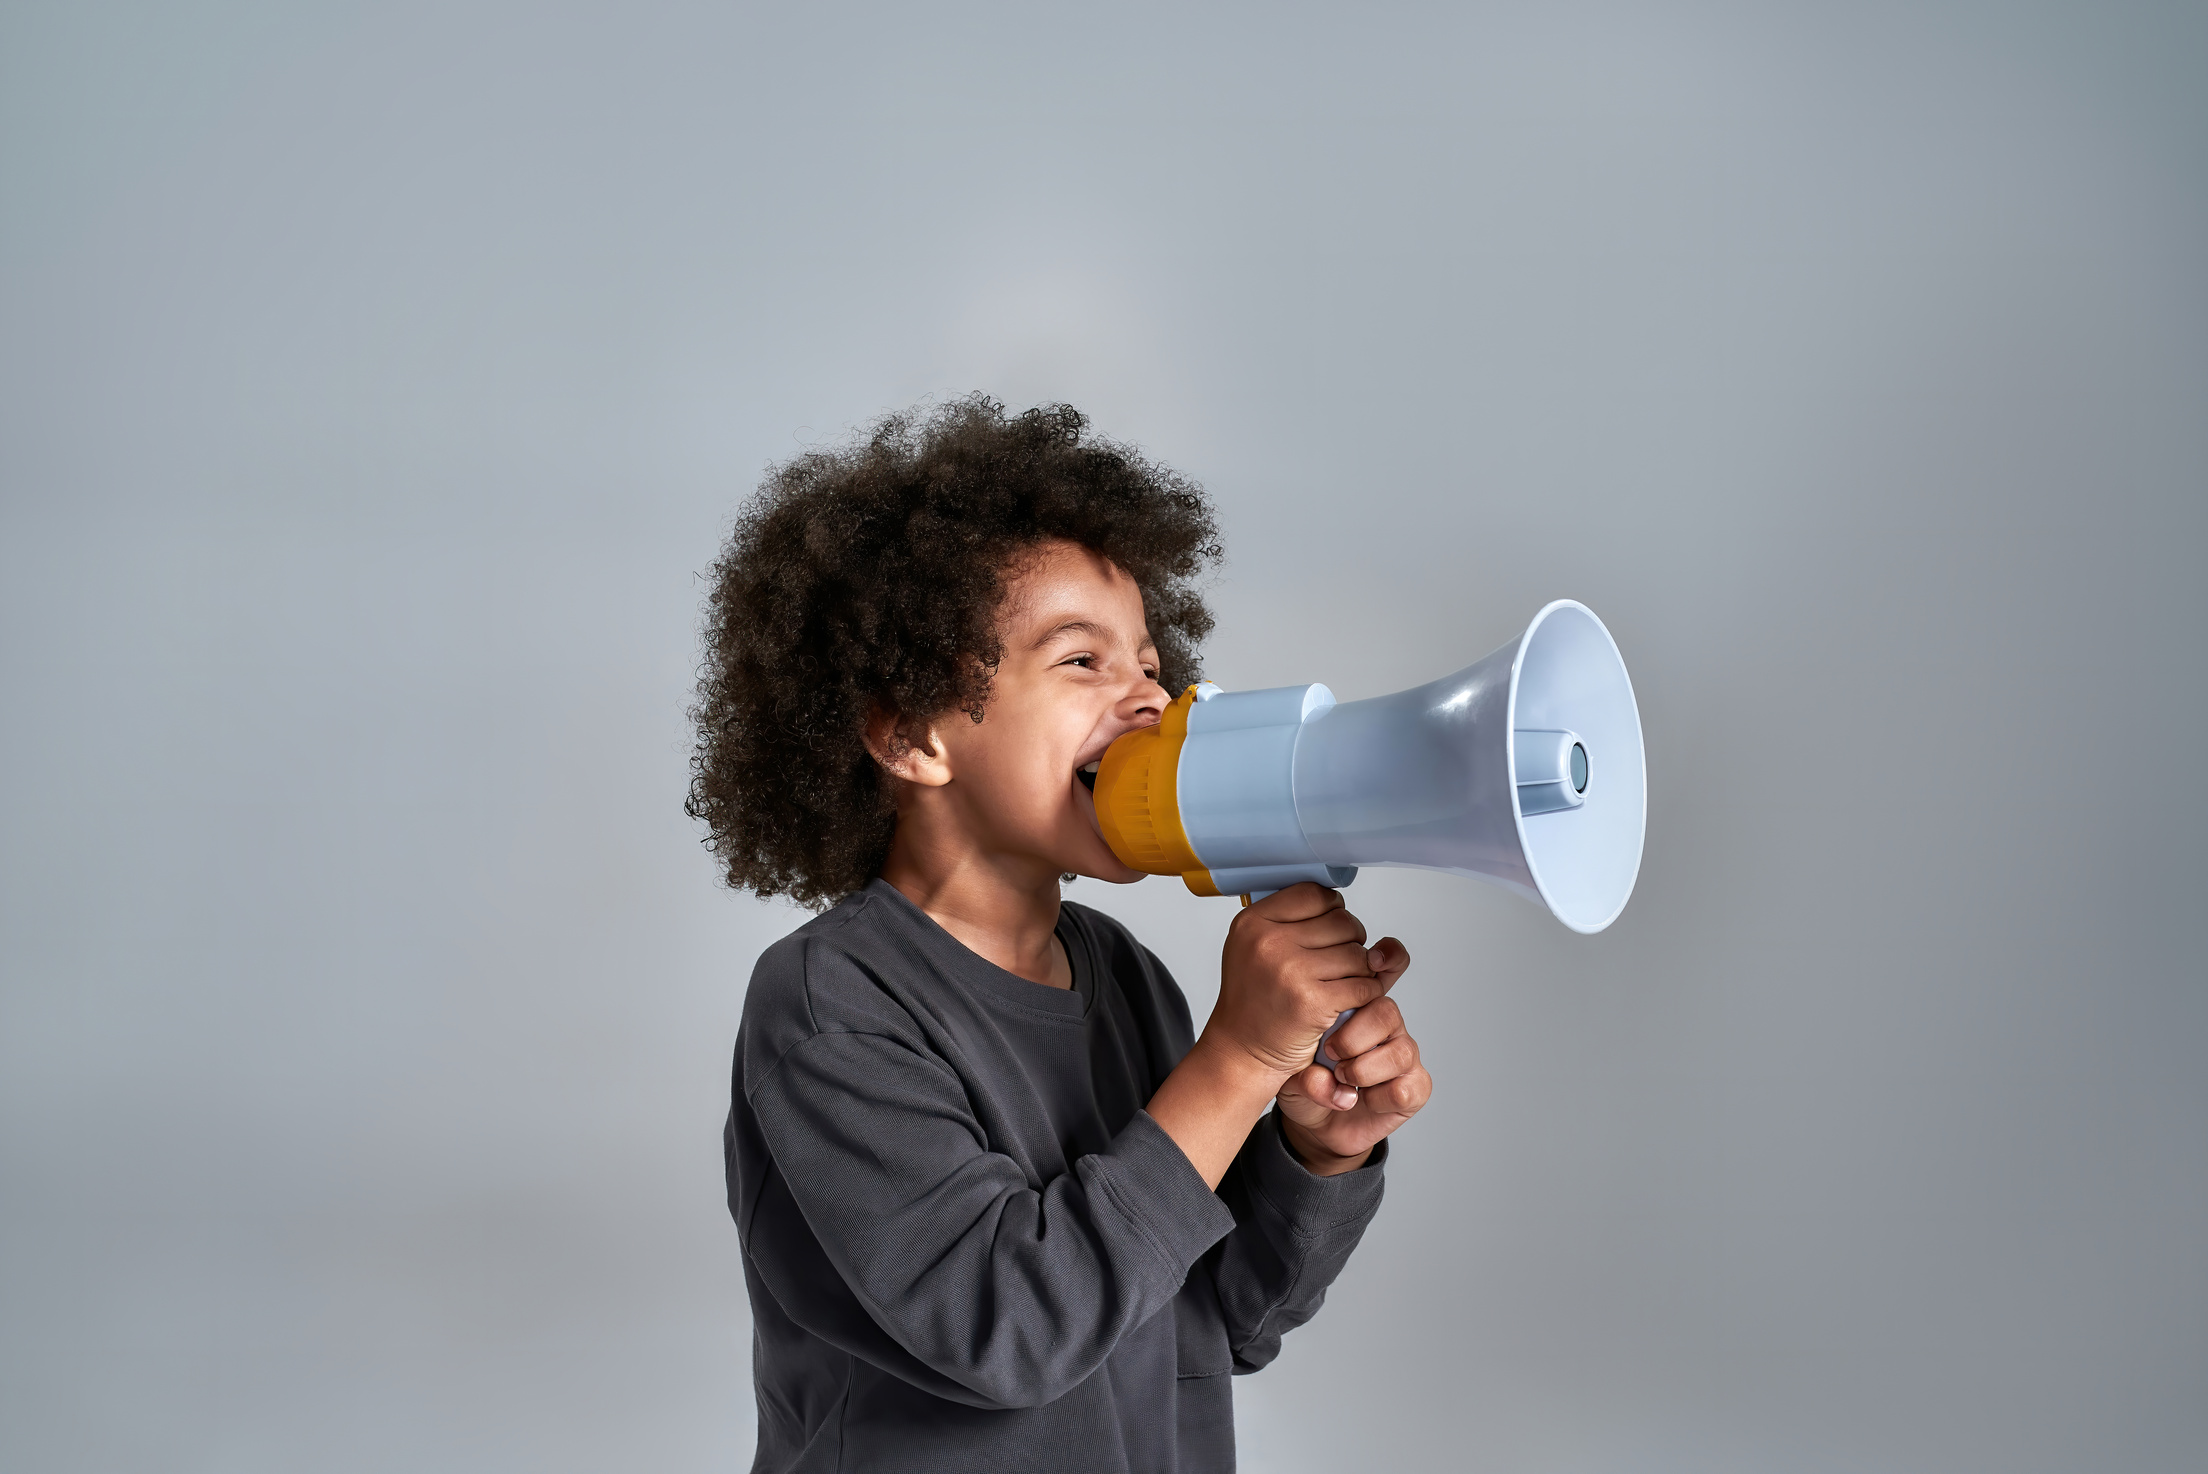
left=1094, top=600, right=1647, bottom=934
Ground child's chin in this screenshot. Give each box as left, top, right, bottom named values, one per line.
left=1070, top=864, right=1148, bottom=887
left=1058, top=839, right=1148, bottom=886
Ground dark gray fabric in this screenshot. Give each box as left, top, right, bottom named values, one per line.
left=726, top=879, right=1387, bottom=1473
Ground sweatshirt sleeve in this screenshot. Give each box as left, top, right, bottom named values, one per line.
left=1208, top=1109, right=1388, bottom=1374
left=745, top=1025, right=1238, bottom=1410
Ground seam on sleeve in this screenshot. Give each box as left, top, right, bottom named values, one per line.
left=751, top=912, right=945, bottom=1106
left=1246, top=1175, right=1378, bottom=1242
left=1244, top=1129, right=1386, bottom=1240
left=1088, top=1157, right=1183, bottom=1277
left=797, top=935, right=822, bottom=1038
left=836, top=1354, right=853, bottom=1471
left=1232, top=1242, right=1314, bottom=1365
left=790, top=893, right=877, bottom=1039
left=742, top=1025, right=963, bottom=1106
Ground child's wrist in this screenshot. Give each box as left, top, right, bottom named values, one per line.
left=1187, top=1030, right=1295, bottom=1101
left=1277, top=1115, right=1374, bottom=1177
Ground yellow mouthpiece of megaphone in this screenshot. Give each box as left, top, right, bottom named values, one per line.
left=1091, top=683, right=1227, bottom=897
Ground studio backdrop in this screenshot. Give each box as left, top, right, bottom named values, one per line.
left=2, top=3, right=2203, bottom=1471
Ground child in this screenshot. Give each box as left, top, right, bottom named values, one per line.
left=690, top=396, right=1433, bottom=1473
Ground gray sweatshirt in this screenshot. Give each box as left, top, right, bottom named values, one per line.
left=725, top=879, right=1387, bottom=1473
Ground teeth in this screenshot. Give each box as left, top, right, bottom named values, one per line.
left=1081, top=762, right=1100, bottom=773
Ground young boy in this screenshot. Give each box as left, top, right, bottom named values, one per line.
left=690, top=396, right=1433, bottom=1473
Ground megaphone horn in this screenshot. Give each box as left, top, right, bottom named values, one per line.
left=1093, top=599, right=1647, bottom=935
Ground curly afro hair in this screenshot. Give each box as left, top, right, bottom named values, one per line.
left=687, top=395, right=1224, bottom=909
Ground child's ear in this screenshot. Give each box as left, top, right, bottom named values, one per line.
left=863, top=705, right=954, bottom=787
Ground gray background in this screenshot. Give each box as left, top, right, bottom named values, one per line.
left=3, top=2, right=2202, bottom=1470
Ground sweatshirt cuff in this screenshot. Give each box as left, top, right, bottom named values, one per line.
left=1092, top=1110, right=1238, bottom=1274
left=1241, top=1111, right=1387, bottom=1235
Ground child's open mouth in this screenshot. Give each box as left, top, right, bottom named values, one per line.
left=1076, top=761, right=1099, bottom=793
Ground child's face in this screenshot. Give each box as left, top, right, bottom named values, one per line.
left=923, top=538, right=1170, bottom=885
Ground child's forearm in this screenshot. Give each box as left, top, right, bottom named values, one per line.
left=1144, top=1033, right=1290, bottom=1189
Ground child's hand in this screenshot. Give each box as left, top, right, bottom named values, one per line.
left=1209, top=884, right=1404, bottom=1077
left=1275, top=993, right=1430, bottom=1176
left=1152, top=885, right=1411, bottom=1189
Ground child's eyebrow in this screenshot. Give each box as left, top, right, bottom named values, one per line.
left=1027, top=618, right=1157, bottom=653
left=1028, top=618, right=1113, bottom=649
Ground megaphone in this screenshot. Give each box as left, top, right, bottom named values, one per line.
left=1093, top=599, right=1646, bottom=934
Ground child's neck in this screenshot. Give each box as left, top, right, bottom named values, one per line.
left=879, top=839, right=1072, bottom=990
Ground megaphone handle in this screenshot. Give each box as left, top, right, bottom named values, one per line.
left=1314, top=1008, right=1357, bottom=1072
